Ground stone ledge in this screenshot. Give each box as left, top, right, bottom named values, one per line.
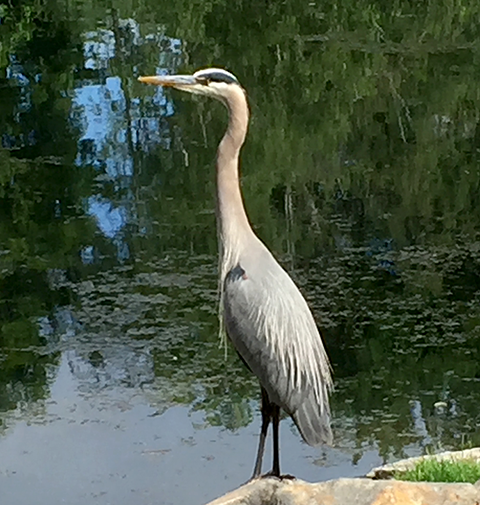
left=205, top=477, right=480, bottom=505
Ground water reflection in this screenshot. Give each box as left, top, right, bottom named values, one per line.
left=71, top=23, right=181, bottom=263
left=1, top=0, right=480, bottom=503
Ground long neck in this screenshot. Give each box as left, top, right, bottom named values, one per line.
left=216, top=88, right=253, bottom=259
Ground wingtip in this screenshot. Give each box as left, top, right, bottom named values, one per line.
left=291, top=395, right=333, bottom=447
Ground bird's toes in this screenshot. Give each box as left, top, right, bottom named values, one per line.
left=260, top=471, right=296, bottom=481
left=279, top=473, right=296, bottom=481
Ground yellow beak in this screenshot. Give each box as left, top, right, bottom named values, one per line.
left=138, top=75, right=197, bottom=87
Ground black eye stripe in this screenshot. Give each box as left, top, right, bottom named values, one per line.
left=195, top=71, right=238, bottom=84
left=208, top=72, right=237, bottom=83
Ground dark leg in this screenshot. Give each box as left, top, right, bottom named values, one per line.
left=271, top=404, right=281, bottom=477
left=251, top=388, right=271, bottom=479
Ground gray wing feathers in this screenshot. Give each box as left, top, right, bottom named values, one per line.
left=292, top=390, right=333, bottom=446
left=223, top=245, right=333, bottom=446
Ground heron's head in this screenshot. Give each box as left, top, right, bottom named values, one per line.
left=138, top=68, right=243, bottom=103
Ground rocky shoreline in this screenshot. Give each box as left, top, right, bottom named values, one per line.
left=205, top=448, right=480, bottom=504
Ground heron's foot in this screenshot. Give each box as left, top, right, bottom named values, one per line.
left=246, top=471, right=296, bottom=485
left=260, top=471, right=296, bottom=481
left=245, top=473, right=274, bottom=484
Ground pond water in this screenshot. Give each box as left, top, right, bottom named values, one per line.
left=1, top=1, right=480, bottom=504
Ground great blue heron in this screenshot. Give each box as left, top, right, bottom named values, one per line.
left=139, top=68, right=333, bottom=479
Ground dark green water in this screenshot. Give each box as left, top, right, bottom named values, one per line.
left=1, top=1, right=480, bottom=504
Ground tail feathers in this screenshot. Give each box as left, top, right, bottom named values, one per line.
left=291, top=392, right=333, bottom=447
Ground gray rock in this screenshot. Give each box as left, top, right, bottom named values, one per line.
left=205, top=477, right=480, bottom=505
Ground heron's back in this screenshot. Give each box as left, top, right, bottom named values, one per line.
left=222, top=239, right=333, bottom=446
